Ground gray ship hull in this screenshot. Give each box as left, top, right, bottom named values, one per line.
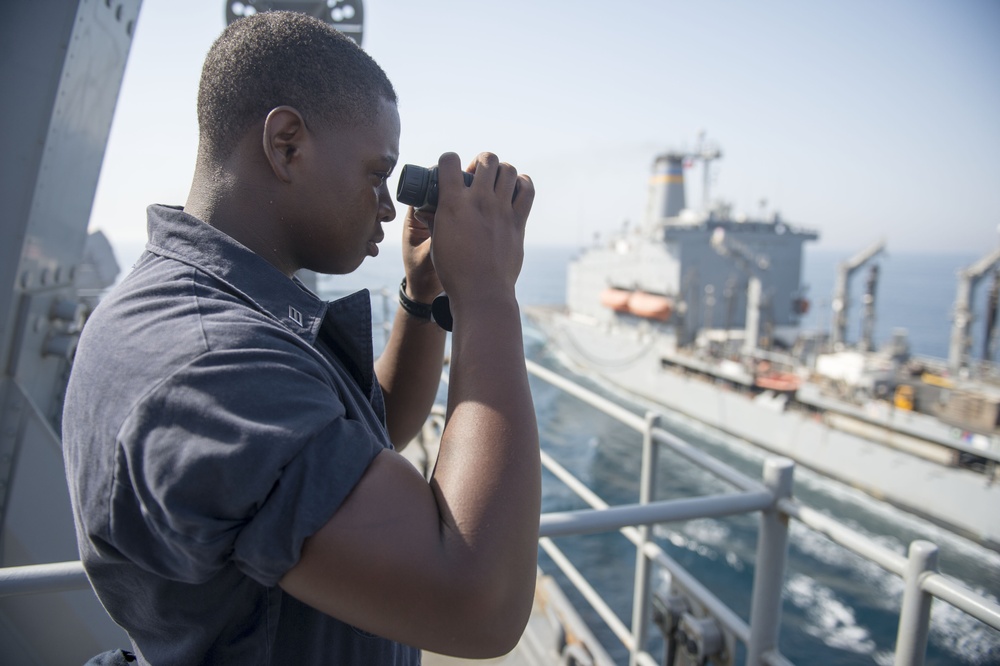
left=526, top=305, right=1000, bottom=552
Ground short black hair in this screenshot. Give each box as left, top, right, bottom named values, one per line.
left=197, top=11, right=397, bottom=160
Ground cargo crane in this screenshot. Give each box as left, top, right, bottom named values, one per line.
left=830, top=239, right=885, bottom=350
left=985, top=270, right=999, bottom=362
left=709, top=227, right=771, bottom=354
left=859, top=263, right=880, bottom=353
left=948, top=245, right=1000, bottom=373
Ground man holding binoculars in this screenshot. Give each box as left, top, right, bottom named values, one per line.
left=64, top=10, right=539, bottom=665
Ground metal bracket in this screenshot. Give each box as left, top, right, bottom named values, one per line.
left=652, top=585, right=735, bottom=666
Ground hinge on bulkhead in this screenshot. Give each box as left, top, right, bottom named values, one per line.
left=652, top=586, right=734, bottom=666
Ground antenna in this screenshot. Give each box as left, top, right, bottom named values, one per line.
left=694, top=131, right=722, bottom=210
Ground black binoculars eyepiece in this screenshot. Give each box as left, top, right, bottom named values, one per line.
left=396, top=165, right=474, bottom=210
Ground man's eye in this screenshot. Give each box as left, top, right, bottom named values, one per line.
left=374, top=172, right=390, bottom=185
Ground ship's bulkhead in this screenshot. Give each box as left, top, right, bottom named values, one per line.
left=567, top=217, right=815, bottom=351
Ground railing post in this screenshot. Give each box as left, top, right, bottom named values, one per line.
left=747, top=457, right=794, bottom=666
left=629, top=412, right=660, bottom=666
left=381, top=287, right=392, bottom=348
left=894, top=540, right=938, bottom=666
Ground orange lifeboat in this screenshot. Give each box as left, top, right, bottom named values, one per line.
left=600, top=288, right=632, bottom=312
left=754, top=372, right=800, bottom=392
left=627, top=292, right=673, bottom=321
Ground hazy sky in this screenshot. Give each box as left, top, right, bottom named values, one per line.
left=90, top=0, right=1000, bottom=255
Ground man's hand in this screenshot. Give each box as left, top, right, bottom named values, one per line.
left=400, top=205, right=442, bottom=303
left=429, top=152, right=535, bottom=315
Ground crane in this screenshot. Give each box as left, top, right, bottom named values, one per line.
left=830, top=239, right=885, bottom=349
left=948, top=245, right=1000, bottom=373
left=710, top=227, right=770, bottom=354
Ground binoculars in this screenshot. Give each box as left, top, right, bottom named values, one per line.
left=396, top=164, right=474, bottom=210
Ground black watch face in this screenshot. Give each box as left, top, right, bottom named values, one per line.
left=225, top=1, right=364, bottom=44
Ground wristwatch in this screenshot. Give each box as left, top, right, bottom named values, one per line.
left=398, top=277, right=433, bottom=320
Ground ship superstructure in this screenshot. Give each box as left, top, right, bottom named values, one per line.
left=567, top=140, right=817, bottom=353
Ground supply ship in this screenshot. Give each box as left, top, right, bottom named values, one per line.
left=525, top=134, right=1000, bottom=552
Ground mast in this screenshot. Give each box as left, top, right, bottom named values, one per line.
left=695, top=131, right=723, bottom=211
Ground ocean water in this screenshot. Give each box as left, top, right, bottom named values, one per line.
left=112, top=240, right=1000, bottom=664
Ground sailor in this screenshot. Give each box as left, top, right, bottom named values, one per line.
left=63, top=11, right=539, bottom=664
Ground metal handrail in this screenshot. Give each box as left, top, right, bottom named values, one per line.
left=3, top=358, right=999, bottom=666
left=539, top=490, right=772, bottom=539
left=522, top=358, right=1000, bottom=666
left=0, top=561, right=87, bottom=598
left=778, top=498, right=1000, bottom=630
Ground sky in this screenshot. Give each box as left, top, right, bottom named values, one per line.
left=89, top=0, right=1000, bottom=255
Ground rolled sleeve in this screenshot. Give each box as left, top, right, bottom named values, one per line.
left=112, top=344, right=385, bottom=586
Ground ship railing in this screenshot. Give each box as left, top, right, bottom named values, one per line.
left=524, top=358, right=1000, bottom=666
left=3, top=360, right=1000, bottom=666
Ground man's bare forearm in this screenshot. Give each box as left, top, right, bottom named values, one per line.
left=376, top=307, right=447, bottom=447
left=430, top=295, right=540, bottom=625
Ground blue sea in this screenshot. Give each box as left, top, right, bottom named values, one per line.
left=112, top=240, right=1000, bottom=665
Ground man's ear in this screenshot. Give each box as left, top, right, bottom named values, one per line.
left=262, top=106, right=306, bottom=183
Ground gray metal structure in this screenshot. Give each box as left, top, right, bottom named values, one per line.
left=0, top=1, right=370, bottom=662
left=568, top=140, right=817, bottom=348
left=1, top=1, right=142, bottom=661
left=226, top=0, right=365, bottom=44
left=709, top=227, right=770, bottom=354
left=645, top=153, right=690, bottom=222
left=830, top=238, right=885, bottom=350
left=948, top=246, right=1000, bottom=372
